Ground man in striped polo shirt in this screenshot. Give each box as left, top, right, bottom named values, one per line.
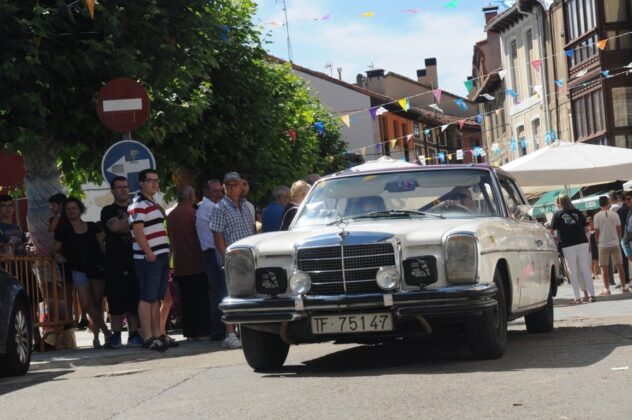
left=128, top=169, right=171, bottom=351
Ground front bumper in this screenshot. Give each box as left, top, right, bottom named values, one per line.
left=220, top=283, right=498, bottom=324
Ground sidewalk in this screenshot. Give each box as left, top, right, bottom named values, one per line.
left=30, top=330, right=223, bottom=372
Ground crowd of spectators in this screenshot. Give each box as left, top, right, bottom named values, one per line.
left=0, top=170, right=320, bottom=352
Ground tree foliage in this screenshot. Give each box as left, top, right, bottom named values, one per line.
left=0, top=0, right=345, bottom=204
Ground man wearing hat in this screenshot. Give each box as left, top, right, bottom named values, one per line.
left=209, top=171, right=256, bottom=349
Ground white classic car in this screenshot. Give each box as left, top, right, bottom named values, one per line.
left=220, top=163, right=559, bottom=371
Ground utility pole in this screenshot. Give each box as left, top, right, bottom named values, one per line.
left=281, top=0, right=293, bottom=62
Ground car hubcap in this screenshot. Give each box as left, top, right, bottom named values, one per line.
left=14, top=310, right=29, bottom=365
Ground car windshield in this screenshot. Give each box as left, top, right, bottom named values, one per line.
left=292, top=168, right=502, bottom=228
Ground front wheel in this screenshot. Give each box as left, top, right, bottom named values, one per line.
left=467, top=272, right=507, bottom=359
left=241, top=326, right=290, bottom=372
left=524, top=283, right=554, bottom=333
left=0, top=297, right=32, bottom=377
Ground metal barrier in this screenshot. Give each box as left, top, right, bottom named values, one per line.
left=1, top=256, right=78, bottom=351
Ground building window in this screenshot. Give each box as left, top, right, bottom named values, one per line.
left=565, top=0, right=597, bottom=41
left=604, top=0, right=632, bottom=23
left=607, top=30, right=632, bottom=50
left=572, top=88, right=606, bottom=139
left=568, top=34, right=598, bottom=68
left=612, top=87, right=632, bottom=127
left=531, top=119, right=541, bottom=150
left=510, top=40, right=519, bottom=102
left=615, top=134, right=632, bottom=148
left=517, top=125, right=527, bottom=156
left=525, top=29, right=536, bottom=95
left=413, top=123, right=420, bottom=138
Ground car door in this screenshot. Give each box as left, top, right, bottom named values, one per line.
left=498, top=176, right=548, bottom=308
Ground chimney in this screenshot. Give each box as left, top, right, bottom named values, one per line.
left=483, top=5, right=499, bottom=24
left=417, top=58, right=438, bottom=88
left=365, top=69, right=386, bottom=94
left=356, top=74, right=366, bottom=88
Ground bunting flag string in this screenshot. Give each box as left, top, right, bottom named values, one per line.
left=330, top=66, right=632, bottom=163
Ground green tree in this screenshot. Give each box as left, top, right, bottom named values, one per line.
left=0, top=0, right=344, bottom=254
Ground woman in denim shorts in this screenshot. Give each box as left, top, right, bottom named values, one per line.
left=53, top=197, right=112, bottom=348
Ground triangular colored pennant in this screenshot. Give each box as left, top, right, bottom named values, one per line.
left=369, top=108, right=378, bottom=120
left=359, top=147, right=366, bottom=158
left=498, top=70, right=507, bottom=80
left=531, top=59, right=542, bottom=71
left=532, top=85, right=543, bottom=97
left=575, top=69, right=588, bottom=78
left=419, top=155, right=426, bottom=165
left=554, top=79, right=564, bottom=88
left=389, top=138, right=397, bottom=149
left=376, top=106, right=388, bottom=116
left=464, top=79, right=473, bottom=93
left=597, top=39, right=608, bottom=50
left=340, top=114, right=350, bottom=127
left=481, top=93, right=494, bottom=101
left=476, top=114, right=483, bottom=124
left=360, top=11, right=375, bottom=17
left=506, top=89, right=518, bottom=98
left=455, top=99, right=468, bottom=111
left=288, top=129, right=297, bottom=141
left=429, top=104, right=444, bottom=113
left=313, top=122, right=325, bottom=135
left=433, top=88, right=442, bottom=103
left=444, top=0, right=458, bottom=8
left=320, top=14, right=331, bottom=21
left=403, top=8, right=421, bottom=14
left=84, top=0, right=95, bottom=19
left=456, top=150, right=464, bottom=160
left=406, top=134, right=413, bottom=143
left=423, top=128, right=431, bottom=135
left=457, top=119, right=465, bottom=130
left=564, top=49, right=574, bottom=58
left=397, top=98, right=409, bottom=110
left=441, top=124, right=449, bottom=133
left=626, top=62, right=632, bottom=69
left=601, top=70, right=610, bottom=78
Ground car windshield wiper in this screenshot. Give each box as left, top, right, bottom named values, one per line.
left=327, top=210, right=444, bottom=225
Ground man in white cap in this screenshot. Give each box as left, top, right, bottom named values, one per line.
left=209, top=171, right=256, bottom=348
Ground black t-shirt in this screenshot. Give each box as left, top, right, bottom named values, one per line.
left=100, top=203, right=134, bottom=268
left=54, top=221, right=105, bottom=277
left=551, top=208, right=588, bottom=248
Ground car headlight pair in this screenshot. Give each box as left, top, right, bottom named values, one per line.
left=445, top=234, right=478, bottom=285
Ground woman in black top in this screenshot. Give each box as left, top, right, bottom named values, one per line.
left=551, top=193, right=595, bottom=304
left=53, top=197, right=111, bottom=347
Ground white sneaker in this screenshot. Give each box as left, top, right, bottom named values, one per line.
left=222, top=333, right=242, bottom=349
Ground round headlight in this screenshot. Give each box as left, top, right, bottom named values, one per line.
left=289, top=270, right=311, bottom=295
left=376, top=266, right=399, bottom=290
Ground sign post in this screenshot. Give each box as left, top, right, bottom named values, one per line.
left=97, top=78, right=154, bottom=190
left=101, top=140, right=156, bottom=193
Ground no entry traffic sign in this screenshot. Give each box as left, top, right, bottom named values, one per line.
left=96, top=78, right=150, bottom=133
left=101, top=140, right=156, bottom=193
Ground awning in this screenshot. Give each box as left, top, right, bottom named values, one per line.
left=531, top=188, right=579, bottom=217
left=572, top=194, right=602, bottom=211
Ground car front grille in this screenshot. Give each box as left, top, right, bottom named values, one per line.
left=296, top=243, right=396, bottom=295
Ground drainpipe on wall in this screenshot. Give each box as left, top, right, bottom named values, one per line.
left=517, top=3, right=552, bottom=140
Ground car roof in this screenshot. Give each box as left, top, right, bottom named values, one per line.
left=323, top=163, right=503, bottom=181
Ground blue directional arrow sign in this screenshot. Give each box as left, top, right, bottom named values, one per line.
left=101, top=140, right=156, bottom=193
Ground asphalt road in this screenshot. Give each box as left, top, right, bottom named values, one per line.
left=1, top=284, right=632, bottom=419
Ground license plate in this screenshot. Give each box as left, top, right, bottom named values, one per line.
left=311, top=313, right=393, bottom=335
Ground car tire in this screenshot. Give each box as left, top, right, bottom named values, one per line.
left=467, top=272, right=507, bottom=359
left=524, top=283, right=554, bottom=334
left=0, top=297, right=32, bottom=377
left=241, top=326, right=289, bottom=371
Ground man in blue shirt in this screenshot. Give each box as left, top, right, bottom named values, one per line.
left=262, top=185, right=290, bottom=232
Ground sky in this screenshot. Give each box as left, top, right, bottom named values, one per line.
left=253, top=1, right=512, bottom=97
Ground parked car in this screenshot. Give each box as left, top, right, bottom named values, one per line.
left=220, top=164, right=559, bottom=371
left=0, top=268, right=32, bottom=376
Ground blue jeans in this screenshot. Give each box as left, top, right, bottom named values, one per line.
left=203, top=249, right=226, bottom=337
left=134, top=253, right=170, bottom=303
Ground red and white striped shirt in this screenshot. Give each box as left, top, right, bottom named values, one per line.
left=128, top=193, right=170, bottom=260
